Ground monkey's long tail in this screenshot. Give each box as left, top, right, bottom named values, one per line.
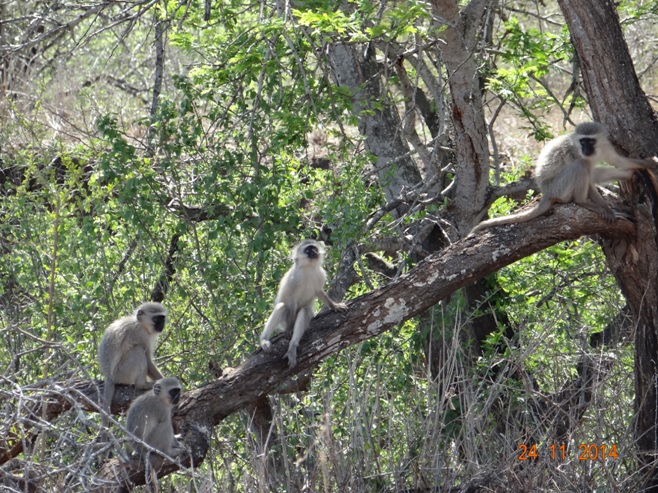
left=470, top=199, right=552, bottom=235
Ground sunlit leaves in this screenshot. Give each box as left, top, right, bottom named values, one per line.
left=487, top=16, right=575, bottom=132
left=366, top=0, right=430, bottom=40
left=294, top=9, right=358, bottom=38
left=293, top=0, right=429, bottom=42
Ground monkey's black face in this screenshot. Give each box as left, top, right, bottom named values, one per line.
left=169, top=387, right=181, bottom=405
left=152, top=315, right=166, bottom=332
left=303, top=244, right=319, bottom=259
left=580, top=137, right=597, bottom=156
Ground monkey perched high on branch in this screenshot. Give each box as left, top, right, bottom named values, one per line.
left=472, top=122, right=658, bottom=233
left=260, top=239, right=348, bottom=368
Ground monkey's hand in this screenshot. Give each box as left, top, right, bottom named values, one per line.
left=260, top=339, right=272, bottom=352
left=170, top=442, right=188, bottom=459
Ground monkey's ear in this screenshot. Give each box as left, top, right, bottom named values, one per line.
left=153, top=382, right=161, bottom=395
left=136, top=309, right=145, bottom=317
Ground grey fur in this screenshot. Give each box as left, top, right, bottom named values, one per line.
left=472, top=122, right=656, bottom=233
left=260, top=240, right=348, bottom=367
left=98, top=302, right=167, bottom=425
left=126, top=377, right=185, bottom=468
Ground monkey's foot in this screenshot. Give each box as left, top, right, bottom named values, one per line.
left=260, top=339, right=272, bottom=352
left=333, top=302, right=348, bottom=311
left=613, top=208, right=633, bottom=220
left=593, top=206, right=616, bottom=223
left=171, top=445, right=188, bottom=459
left=285, top=348, right=298, bottom=368
left=644, top=156, right=658, bottom=168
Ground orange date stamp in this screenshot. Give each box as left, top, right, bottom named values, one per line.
left=517, top=443, right=618, bottom=461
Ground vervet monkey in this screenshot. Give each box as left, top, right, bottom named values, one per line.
left=125, top=377, right=186, bottom=467
left=472, top=122, right=657, bottom=233
left=260, top=239, right=348, bottom=368
left=98, top=302, right=167, bottom=425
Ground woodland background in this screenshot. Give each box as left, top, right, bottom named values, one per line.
left=2, top=0, right=658, bottom=492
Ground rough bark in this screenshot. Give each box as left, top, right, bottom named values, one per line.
left=73, top=203, right=635, bottom=486
left=557, top=1, right=658, bottom=489
left=148, top=15, right=166, bottom=148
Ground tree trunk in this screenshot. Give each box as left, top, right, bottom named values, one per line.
left=430, top=0, right=513, bottom=361
left=431, top=0, right=490, bottom=234
left=557, top=1, right=658, bottom=488
left=328, top=43, right=422, bottom=206
left=148, top=15, right=166, bottom=148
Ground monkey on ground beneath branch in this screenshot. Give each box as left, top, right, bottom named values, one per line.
left=471, top=121, right=658, bottom=233
left=260, top=239, right=348, bottom=368
left=125, top=377, right=186, bottom=469
left=98, top=302, right=167, bottom=426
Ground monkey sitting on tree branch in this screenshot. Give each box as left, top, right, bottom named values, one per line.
left=126, top=377, right=187, bottom=467
left=97, top=302, right=168, bottom=426
left=472, top=122, right=658, bottom=233
left=260, top=239, right=348, bottom=368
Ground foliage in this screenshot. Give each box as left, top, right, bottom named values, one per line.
left=1, top=0, right=656, bottom=491
left=487, top=16, right=576, bottom=140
